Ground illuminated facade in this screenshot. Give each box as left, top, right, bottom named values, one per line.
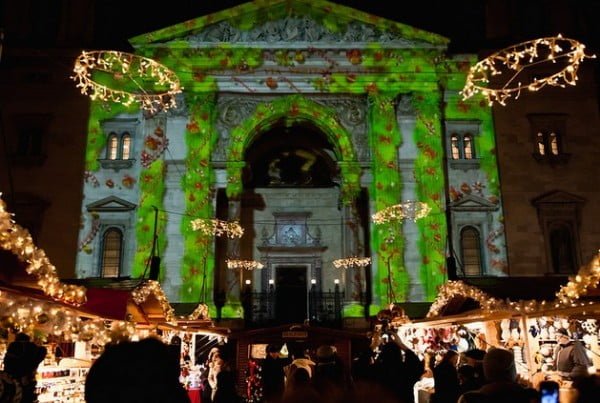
left=74, top=0, right=508, bottom=318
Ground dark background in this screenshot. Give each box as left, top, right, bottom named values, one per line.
left=2, top=0, right=599, bottom=53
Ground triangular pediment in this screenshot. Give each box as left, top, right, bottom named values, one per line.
left=449, top=194, right=499, bottom=211
left=130, top=0, right=448, bottom=48
left=532, top=190, right=586, bottom=206
left=87, top=196, right=137, bottom=212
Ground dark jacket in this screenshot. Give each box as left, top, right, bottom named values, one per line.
left=432, top=360, right=460, bottom=403
left=553, top=340, right=591, bottom=379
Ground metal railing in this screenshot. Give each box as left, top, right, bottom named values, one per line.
left=241, top=285, right=352, bottom=328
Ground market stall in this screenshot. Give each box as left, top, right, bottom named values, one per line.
left=396, top=253, right=600, bottom=403
left=0, top=196, right=228, bottom=402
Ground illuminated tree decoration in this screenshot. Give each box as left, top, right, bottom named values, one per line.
left=461, top=34, right=596, bottom=106
left=333, top=256, right=371, bottom=269
left=71, top=50, right=182, bottom=112
left=226, top=259, right=264, bottom=271
left=372, top=201, right=432, bottom=224
left=190, top=218, right=244, bottom=239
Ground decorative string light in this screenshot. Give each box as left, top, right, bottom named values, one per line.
left=333, top=256, right=371, bottom=269
left=461, top=35, right=596, bottom=106
left=0, top=293, right=135, bottom=345
left=0, top=195, right=86, bottom=306
left=190, top=218, right=244, bottom=238
left=555, top=251, right=600, bottom=306
left=131, top=280, right=176, bottom=323
left=184, top=303, right=210, bottom=321
left=372, top=201, right=431, bottom=224
left=226, top=259, right=264, bottom=270
left=71, top=50, right=182, bottom=112
left=427, top=251, right=600, bottom=318
left=426, top=280, right=506, bottom=318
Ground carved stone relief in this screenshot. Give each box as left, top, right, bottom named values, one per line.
left=184, top=17, right=426, bottom=47
left=213, top=94, right=368, bottom=162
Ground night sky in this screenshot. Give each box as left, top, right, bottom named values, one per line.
left=91, top=0, right=484, bottom=50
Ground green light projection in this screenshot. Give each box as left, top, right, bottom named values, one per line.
left=180, top=94, right=218, bottom=305
left=226, top=95, right=359, bottom=199
left=79, top=0, right=505, bottom=315
left=412, top=92, right=447, bottom=300
left=368, top=94, right=406, bottom=310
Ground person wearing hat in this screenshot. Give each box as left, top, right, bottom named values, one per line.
left=458, top=348, right=537, bottom=403
left=553, top=328, right=592, bottom=380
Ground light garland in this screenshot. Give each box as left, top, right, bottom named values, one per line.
left=426, top=280, right=506, bottom=318
left=226, top=259, right=264, bottom=271
left=555, top=252, right=600, bottom=306
left=131, top=280, right=176, bottom=323
left=190, top=218, right=244, bottom=238
left=372, top=201, right=432, bottom=224
left=71, top=50, right=182, bottom=112
left=461, top=34, right=596, bottom=106
left=0, top=195, right=87, bottom=306
left=0, top=294, right=135, bottom=345
left=184, top=303, right=210, bottom=321
left=333, top=256, right=371, bottom=269
left=426, top=251, right=600, bottom=318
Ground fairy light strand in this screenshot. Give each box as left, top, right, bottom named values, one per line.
left=0, top=195, right=87, bottom=306
left=190, top=218, right=244, bottom=238
left=226, top=259, right=264, bottom=270
left=131, top=280, right=176, bottom=323
left=461, top=35, right=596, bottom=106
left=372, top=201, right=432, bottom=224
left=427, top=251, right=600, bottom=318
left=71, top=50, right=182, bottom=113
left=333, top=256, right=371, bottom=269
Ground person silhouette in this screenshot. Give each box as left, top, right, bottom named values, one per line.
left=2, top=333, right=46, bottom=403
left=85, top=337, right=190, bottom=403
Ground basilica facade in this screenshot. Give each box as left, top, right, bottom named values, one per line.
left=74, top=0, right=507, bottom=321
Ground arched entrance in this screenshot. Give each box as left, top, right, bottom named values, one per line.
left=219, top=95, right=367, bottom=320
left=243, top=123, right=339, bottom=324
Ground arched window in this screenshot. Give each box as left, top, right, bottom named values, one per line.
left=107, top=134, right=119, bottom=160
left=550, top=225, right=576, bottom=273
left=121, top=133, right=131, bottom=160
left=100, top=228, right=123, bottom=277
left=549, top=132, right=559, bottom=155
left=451, top=135, right=460, bottom=159
left=460, top=226, right=482, bottom=276
left=463, top=134, right=474, bottom=159
left=536, top=132, right=546, bottom=155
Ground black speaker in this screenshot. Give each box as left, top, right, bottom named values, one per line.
left=149, top=256, right=161, bottom=280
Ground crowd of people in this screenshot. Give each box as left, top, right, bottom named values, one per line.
left=1, top=329, right=599, bottom=403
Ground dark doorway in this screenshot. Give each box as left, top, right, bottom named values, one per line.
left=275, top=266, right=307, bottom=323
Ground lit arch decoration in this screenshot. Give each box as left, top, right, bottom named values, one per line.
left=426, top=280, right=505, bottom=318
left=226, top=95, right=360, bottom=201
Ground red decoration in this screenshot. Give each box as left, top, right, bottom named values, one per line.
left=265, top=77, right=278, bottom=89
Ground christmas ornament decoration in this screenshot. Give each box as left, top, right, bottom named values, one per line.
left=372, top=201, right=431, bottom=224
left=71, top=50, right=182, bottom=112
left=461, top=35, right=596, bottom=106
left=190, top=218, right=244, bottom=239
left=226, top=259, right=264, bottom=270
left=333, top=256, right=371, bottom=269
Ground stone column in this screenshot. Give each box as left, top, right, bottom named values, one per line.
left=224, top=198, right=242, bottom=315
